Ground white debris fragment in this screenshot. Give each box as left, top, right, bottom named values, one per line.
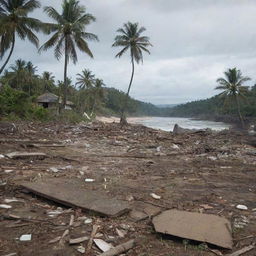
left=47, top=210, right=63, bottom=216
left=150, top=193, right=161, bottom=200
left=236, top=205, right=248, bottom=210
left=84, top=218, right=93, bottom=224
left=93, top=239, right=113, bottom=252
left=19, top=234, right=32, bottom=241
left=208, top=156, right=217, bottom=161
left=76, top=246, right=86, bottom=254
left=156, top=146, right=162, bottom=152
left=4, top=169, right=14, bottom=173
left=0, top=204, right=12, bottom=209
left=171, top=144, right=180, bottom=149
left=79, top=171, right=85, bottom=176
left=0, top=154, right=5, bottom=159
left=4, top=198, right=20, bottom=203
left=116, top=228, right=127, bottom=238
left=48, top=167, right=60, bottom=173
left=85, top=178, right=94, bottom=182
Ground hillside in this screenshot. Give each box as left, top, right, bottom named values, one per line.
left=168, top=85, right=256, bottom=123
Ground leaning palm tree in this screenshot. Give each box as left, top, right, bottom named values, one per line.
left=39, top=0, right=98, bottom=108
left=112, top=22, right=152, bottom=124
left=216, top=68, right=250, bottom=128
left=0, top=0, right=43, bottom=74
left=76, top=69, right=95, bottom=90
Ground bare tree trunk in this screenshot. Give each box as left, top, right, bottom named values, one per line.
left=235, top=95, right=245, bottom=129
left=0, top=34, right=15, bottom=75
left=63, top=37, right=68, bottom=110
left=120, top=56, right=135, bottom=125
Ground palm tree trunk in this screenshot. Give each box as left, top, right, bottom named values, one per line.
left=235, top=95, right=245, bottom=129
left=0, top=34, right=15, bottom=75
left=120, top=56, right=135, bottom=125
left=63, top=36, right=68, bottom=110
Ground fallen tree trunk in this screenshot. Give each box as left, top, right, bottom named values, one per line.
left=98, top=239, right=135, bottom=256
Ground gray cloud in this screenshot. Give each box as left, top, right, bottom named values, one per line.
left=3, top=0, right=256, bottom=104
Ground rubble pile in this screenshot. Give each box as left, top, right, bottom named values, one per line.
left=0, top=121, right=255, bottom=256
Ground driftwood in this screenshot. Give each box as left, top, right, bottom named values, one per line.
left=227, top=244, right=255, bottom=256
left=86, top=225, right=99, bottom=253
left=98, top=239, right=135, bottom=256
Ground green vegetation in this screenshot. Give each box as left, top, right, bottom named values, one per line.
left=112, top=22, right=152, bottom=124
left=169, top=83, right=256, bottom=125
left=0, top=0, right=43, bottom=74
left=215, top=68, right=250, bottom=128
left=39, top=0, right=98, bottom=108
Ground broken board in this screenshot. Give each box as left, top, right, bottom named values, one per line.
left=152, top=209, right=232, bottom=249
left=21, top=179, right=130, bottom=217
left=6, top=152, right=47, bottom=159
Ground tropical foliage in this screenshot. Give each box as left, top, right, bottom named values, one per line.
left=215, top=68, right=250, bottom=127
left=39, top=0, right=98, bottom=107
left=0, top=0, right=43, bottom=74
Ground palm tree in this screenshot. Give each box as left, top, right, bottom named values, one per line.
left=112, top=22, right=152, bottom=124
left=0, top=0, right=43, bottom=74
left=8, top=59, right=27, bottom=90
left=39, top=0, right=98, bottom=108
left=76, top=69, right=95, bottom=89
left=26, top=61, right=37, bottom=95
left=90, top=78, right=105, bottom=115
left=42, top=71, right=55, bottom=92
left=216, top=68, right=250, bottom=128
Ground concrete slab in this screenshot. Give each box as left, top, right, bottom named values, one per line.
left=6, top=152, right=47, bottom=159
left=152, top=209, right=232, bottom=249
left=21, top=179, right=130, bottom=217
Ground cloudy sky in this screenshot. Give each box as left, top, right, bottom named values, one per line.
left=5, top=0, right=256, bottom=104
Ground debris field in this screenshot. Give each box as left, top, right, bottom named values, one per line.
left=0, top=121, right=256, bottom=256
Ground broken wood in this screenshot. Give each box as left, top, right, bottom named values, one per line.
left=98, top=239, right=135, bottom=256
left=6, top=152, right=47, bottom=160
left=86, top=225, right=99, bottom=253
left=69, top=236, right=89, bottom=244
left=226, top=244, right=255, bottom=256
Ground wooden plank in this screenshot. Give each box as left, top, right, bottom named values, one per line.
left=6, top=152, right=47, bottom=159
left=21, top=179, right=130, bottom=217
left=153, top=209, right=233, bottom=249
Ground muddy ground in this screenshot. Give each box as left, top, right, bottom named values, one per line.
left=0, top=121, right=255, bottom=256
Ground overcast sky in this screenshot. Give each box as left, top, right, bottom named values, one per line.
left=4, top=0, right=256, bottom=104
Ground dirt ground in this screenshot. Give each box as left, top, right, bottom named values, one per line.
left=0, top=121, right=256, bottom=256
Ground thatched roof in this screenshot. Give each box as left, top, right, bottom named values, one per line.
left=37, top=93, right=59, bottom=103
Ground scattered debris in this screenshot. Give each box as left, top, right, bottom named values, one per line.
left=85, top=178, right=95, bottom=182
left=150, top=193, right=161, bottom=200
left=4, top=170, right=14, bottom=173
left=129, top=209, right=148, bottom=221
left=69, top=236, right=89, bottom=244
left=48, top=236, right=61, bottom=244
left=236, top=205, right=248, bottom=211
left=76, top=245, right=86, bottom=254
left=19, top=234, right=32, bottom=241
left=21, top=179, right=130, bottom=217
left=116, top=228, right=127, bottom=238
left=226, top=244, right=255, bottom=256
left=0, top=154, right=5, bottom=158
left=4, top=198, right=21, bottom=203
left=48, top=167, right=60, bottom=173
left=0, top=204, right=12, bottom=209
left=153, top=209, right=233, bottom=249
left=6, top=152, right=47, bottom=159
left=94, top=239, right=113, bottom=252
left=86, top=225, right=99, bottom=253
left=98, top=239, right=135, bottom=256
